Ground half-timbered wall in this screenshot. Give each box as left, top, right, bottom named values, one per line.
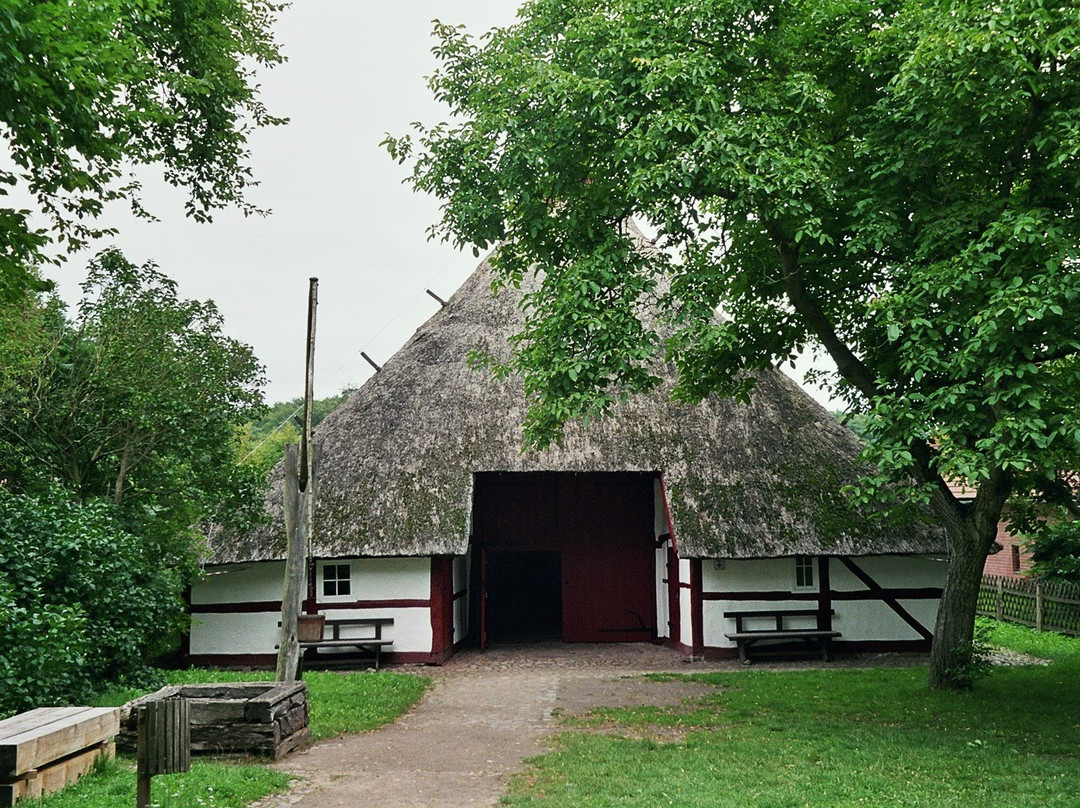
left=188, top=557, right=436, bottom=663
left=698, top=555, right=946, bottom=654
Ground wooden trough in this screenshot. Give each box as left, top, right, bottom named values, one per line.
left=0, top=706, right=119, bottom=806
left=119, top=682, right=309, bottom=760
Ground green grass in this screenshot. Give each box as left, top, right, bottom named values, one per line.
left=95, top=668, right=430, bottom=741
left=38, top=667, right=431, bottom=808
left=27, top=757, right=289, bottom=808
left=503, top=622, right=1080, bottom=808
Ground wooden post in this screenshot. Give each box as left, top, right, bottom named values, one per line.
left=1036, top=581, right=1044, bottom=632
left=276, top=444, right=304, bottom=682
left=995, top=576, right=1004, bottom=621
left=277, top=278, right=320, bottom=682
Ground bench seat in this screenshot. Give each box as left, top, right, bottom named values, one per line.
left=298, top=617, right=394, bottom=671
left=724, top=609, right=841, bottom=664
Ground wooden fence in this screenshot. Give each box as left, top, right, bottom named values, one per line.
left=977, top=575, right=1080, bottom=636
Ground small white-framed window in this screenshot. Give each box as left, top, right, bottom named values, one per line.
left=794, top=555, right=815, bottom=590
left=323, top=563, right=351, bottom=597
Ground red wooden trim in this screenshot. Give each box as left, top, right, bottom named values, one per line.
left=700, top=588, right=942, bottom=602
left=836, top=557, right=935, bottom=641
left=187, top=650, right=446, bottom=668
left=691, top=638, right=933, bottom=660
left=831, top=588, right=942, bottom=600
left=191, top=601, right=280, bottom=613
left=191, top=598, right=433, bottom=614
left=689, top=559, right=704, bottom=656
left=429, top=556, right=454, bottom=657
left=187, top=653, right=277, bottom=667
left=321, top=599, right=432, bottom=609
left=657, top=474, right=679, bottom=556
left=817, top=557, right=832, bottom=630
left=667, top=542, right=681, bottom=645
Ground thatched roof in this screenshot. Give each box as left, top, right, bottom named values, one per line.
left=214, top=248, right=944, bottom=563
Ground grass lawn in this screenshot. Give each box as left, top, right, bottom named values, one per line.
left=31, top=668, right=429, bottom=808
left=503, top=621, right=1080, bottom=808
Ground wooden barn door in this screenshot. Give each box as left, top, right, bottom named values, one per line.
left=560, top=475, right=656, bottom=643
left=471, top=472, right=657, bottom=645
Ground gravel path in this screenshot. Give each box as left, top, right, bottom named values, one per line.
left=249, top=643, right=927, bottom=808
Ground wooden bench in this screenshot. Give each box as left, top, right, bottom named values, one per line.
left=724, top=609, right=840, bottom=664
left=300, top=617, right=394, bottom=671
left=0, top=707, right=119, bottom=806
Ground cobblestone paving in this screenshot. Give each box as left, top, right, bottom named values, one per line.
left=249, top=643, right=927, bottom=808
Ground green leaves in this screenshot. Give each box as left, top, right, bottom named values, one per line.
left=0, top=0, right=285, bottom=300
left=393, top=0, right=1080, bottom=498
left=0, top=488, right=187, bottom=714
left=0, top=248, right=267, bottom=539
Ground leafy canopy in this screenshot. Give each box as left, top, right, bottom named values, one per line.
left=0, top=249, right=267, bottom=544
left=0, top=0, right=285, bottom=302
left=388, top=0, right=1080, bottom=510
left=389, top=0, right=1080, bottom=688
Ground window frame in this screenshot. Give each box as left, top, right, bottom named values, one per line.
left=793, top=555, right=816, bottom=591
left=322, top=563, right=352, bottom=597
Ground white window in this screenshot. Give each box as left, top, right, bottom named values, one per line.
left=323, top=563, right=351, bottom=597
left=794, top=555, right=815, bottom=590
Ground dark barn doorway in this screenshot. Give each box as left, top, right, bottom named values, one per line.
left=484, top=550, right=562, bottom=642
left=471, top=471, right=657, bottom=646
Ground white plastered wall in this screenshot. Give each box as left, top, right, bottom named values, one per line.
left=189, top=561, right=285, bottom=656
left=679, top=558, right=693, bottom=643
left=830, top=555, right=946, bottom=642
left=189, top=557, right=434, bottom=657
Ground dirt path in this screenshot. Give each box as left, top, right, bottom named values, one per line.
left=250, top=643, right=924, bottom=807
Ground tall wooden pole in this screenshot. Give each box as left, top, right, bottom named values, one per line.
left=276, top=278, right=319, bottom=682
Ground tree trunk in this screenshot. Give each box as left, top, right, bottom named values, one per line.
left=927, top=470, right=1008, bottom=690
left=114, top=439, right=133, bottom=504
left=927, top=521, right=989, bottom=689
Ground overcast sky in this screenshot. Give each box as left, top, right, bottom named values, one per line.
left=45, top=1, right=522, bottom=404
left=44, top=0, right=834, bottom=409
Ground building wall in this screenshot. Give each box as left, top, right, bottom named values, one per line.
left=679, top=558, right=694, bottom=645
left=983, top=520, right=1033, bottom=578
left=188, top=557, right=435, bottom=661
left=698, top=555, right=946, bottom=653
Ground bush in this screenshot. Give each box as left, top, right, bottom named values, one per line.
left=0, top=489, right=187, bottom=716
left=1026, top=520, right=1080, bottom=584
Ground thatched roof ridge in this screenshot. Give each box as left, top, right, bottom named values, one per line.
left=214, top=251, right=944, bottom=563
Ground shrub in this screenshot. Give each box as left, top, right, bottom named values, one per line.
left=0, top=489, right=187, bottom=715
left=1026, top=520, right=1080, bottom=584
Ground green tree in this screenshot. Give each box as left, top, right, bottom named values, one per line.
left=0, top=0, right=285, bottom=302
left=0, top=249, right=267, bottom=551
left=387, top=0, right=1080, bottom=688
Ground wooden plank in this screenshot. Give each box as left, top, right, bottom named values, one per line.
left=0, top=709, right=93, bottom=743
left=0, top=741, right=112, bottom=806
left=244, top=682, right=307, bottom=724
left=726, top=630, right=841, bottom=640
left=0, top=708, right=118, bottom=779
left=299, top=639, right=393, bottom=648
